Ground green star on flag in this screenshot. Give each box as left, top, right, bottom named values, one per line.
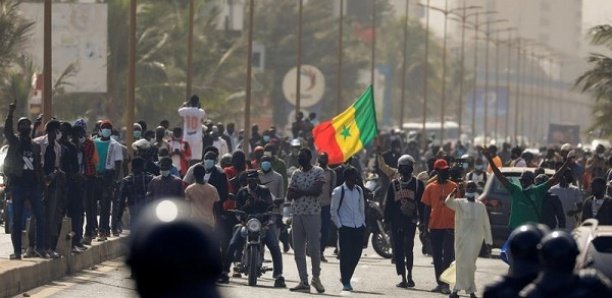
left=340, top=125, right=351, bottom=140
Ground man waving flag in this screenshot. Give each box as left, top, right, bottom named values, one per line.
left=312, top=85, right=378, bottom=165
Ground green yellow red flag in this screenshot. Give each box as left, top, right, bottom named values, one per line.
left=312, top=85, right=378, bottom=165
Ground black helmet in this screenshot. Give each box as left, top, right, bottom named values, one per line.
left=127, top=200, right=222, bottom=298
left=538, top=230, right=579, bottom=272
left=507, top=223, right=550, bottom=277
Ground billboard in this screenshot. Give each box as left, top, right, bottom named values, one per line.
left=20, top=3, right=108, bottom=93
left=548, top=124, right=580, bottom=145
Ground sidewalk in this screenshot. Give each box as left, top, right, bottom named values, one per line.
left=0, top=222, right=128, bottom=298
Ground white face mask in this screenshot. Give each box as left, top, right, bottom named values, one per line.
left=465, top=192, right=477, bottom=199
left=56, top=131, right=63, bottom=140
left=160, top=170, right=171, bottom=177
left=79, top=137, right=86, bottom=144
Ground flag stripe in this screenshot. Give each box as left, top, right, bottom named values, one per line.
left=312, top=120, right=344, bottom=164
left=353, top=85, right=377, bottom=145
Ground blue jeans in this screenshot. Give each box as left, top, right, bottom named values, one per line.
left=223, top=225, right=283, bottom=278
left=11, top=185, right=45, bottom=255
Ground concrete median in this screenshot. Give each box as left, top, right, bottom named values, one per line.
left=0, top=231, right=128, bottom=298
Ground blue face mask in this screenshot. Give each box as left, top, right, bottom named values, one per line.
left=134, top=130, right=142, bottom=139
left=204, top=159, right=215, bottom=170
left=263, top=135, right=270, bottom=142
left=100, top=128, right=112, bottom=138
left=475, top=165, right=484, bottom=171
left=261, top=161, right=272, bottom=172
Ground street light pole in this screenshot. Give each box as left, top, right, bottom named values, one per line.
left=371, top=0, right=376, bottom=87
left=43, top=0, right=52, bottom=124
left=471, top=12, right=479, bottom=145
left=337, top=0, right=344, bottom=114
left=127, top=0, right=136, bottom=157
left=440, top=0, right=448, bottom=144
left=422, top=0, right=430, bottom=148
left=243, top=0, right=255, bottom=155
left=449, top=4, right=482, bottom=139
left=295, top=0, right=303, bottom=116
left=481, top=18, right=507, bottom=144
left=504, top=30, right=513, bottom=141
left=494, top=30, right=500, bottom=142
left=399, top=0, right=409, bottom=127
left=186, top=0, right=194, bottom=100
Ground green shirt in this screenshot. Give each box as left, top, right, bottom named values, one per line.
left=507, top=182, right=550, bottom=229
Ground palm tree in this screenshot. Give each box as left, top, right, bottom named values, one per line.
left=0, top=0, right=34, bottom=112
left=575, top=24, right=612, bottom=137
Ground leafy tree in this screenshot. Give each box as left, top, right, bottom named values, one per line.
left=575, top=24, right=612, bottom=137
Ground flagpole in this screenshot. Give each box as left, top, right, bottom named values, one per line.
left=336, top=0, right=344, bottom=114
left=296, top=0, right=303, bottom=116
left=43, top=0, right=52, bottom=124
left=243, top=0, right=254, bottom=155
left=186, top=0, right=194, bottom=100
left=126, top=0, right=136, bottom=158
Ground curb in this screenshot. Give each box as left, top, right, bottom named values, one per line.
left=0, top=235, right=128, bottom=298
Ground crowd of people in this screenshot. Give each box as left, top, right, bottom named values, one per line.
left=4, top=94, right=612, bottom=297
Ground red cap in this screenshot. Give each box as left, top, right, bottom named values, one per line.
left=100, top=120, right=113, bottom=128
left=434, top=159, right=449, bottom=170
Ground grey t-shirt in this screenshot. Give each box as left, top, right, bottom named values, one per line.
left=289, top=166, right=324, bottom=215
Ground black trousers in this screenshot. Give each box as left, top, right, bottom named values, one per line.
left=430, top=229, right=455, bottom=285
left=392, top=223, right=417, bottom=277
left=95, top=172, right=115, bottom=235
left=338, top=226, right=365, bottom=285
left=84, top=176, right=98, bottom=237
left=66, top=179, right=84, bottom=246
left=320, top=206, right=331, bottom=253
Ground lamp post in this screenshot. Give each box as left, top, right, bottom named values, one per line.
left=490, top=27, right=515, bottom=141
left=420, top=1, right=481, bottom=144
left=243, top=0, right=255, bottom=154
left=43, top=0, right=52, bottom=124
left=504, top=30, right=515, bottom=141
left=399, top=0, right=409, bottom=127
left=295, top=0, right=303, bottom=116
left=449, top=3, right=482, bottom=139
left=127, top=0, right=136, bottom=157
left=186, top=0, right=194, bottom=99
left=421, top=0, right=430, bottom=148
left=337, top=0, right=344, bottom=114
left=481, top=18, right=508, bottom=144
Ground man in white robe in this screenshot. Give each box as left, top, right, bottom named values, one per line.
left=445, top=181, right=492, bottom=298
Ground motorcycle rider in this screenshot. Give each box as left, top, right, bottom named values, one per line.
left=384, top=154, right=424, bottom=288
left=218, top=171, right=286, bottom=288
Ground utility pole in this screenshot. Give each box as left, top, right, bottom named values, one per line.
left=127, top=0, right=136, bottom=157
left=43, top=0, right=52, bottom=124
left=336, top=0, right=344, bottom=113
left=399, top=0, right=409, bottom=127
left=186, top=0, right=194, bottom=99
left=295, top=0, right=303, bottom=116
left=243, top=0, right=255, bottom=155
left=422, top=0, right=430, bottom=148
left=370, top=0, right=376, bottom=87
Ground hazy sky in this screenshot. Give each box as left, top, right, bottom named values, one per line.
left=583, top=0, right=612, bottom=28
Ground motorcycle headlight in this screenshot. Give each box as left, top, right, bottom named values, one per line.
left=247, top=219, right=262, bottom=232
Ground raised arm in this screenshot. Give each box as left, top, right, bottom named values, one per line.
left=483, top=147, right=511, bottom=190
left=547, top=157, right=574, bottom=187
left=4, top=101, right=17, bottom=143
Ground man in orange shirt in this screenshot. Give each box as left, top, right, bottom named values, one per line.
left=422, top=159, right=457, bottom=295
left=486, top=145, right=503, bottom=173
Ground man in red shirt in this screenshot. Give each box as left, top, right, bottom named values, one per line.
left=422, top=159, right=457, bottom=295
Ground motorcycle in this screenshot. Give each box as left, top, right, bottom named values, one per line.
left=363, top=183, right=393, bottom=259
left=231, top=210, right=275, bottom=287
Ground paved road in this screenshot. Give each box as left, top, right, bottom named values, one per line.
left=15, top=240, right=507, bottom=298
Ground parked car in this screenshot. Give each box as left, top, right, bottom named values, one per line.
left=573, top=219, right=612, bottom=280
left=479, top=167, right=555, bottom=247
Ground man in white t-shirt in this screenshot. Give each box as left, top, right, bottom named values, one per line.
left=178, top=95, right=206, bottom=163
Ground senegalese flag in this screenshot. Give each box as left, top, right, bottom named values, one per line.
left=312, top=85, right=378, bottom=165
